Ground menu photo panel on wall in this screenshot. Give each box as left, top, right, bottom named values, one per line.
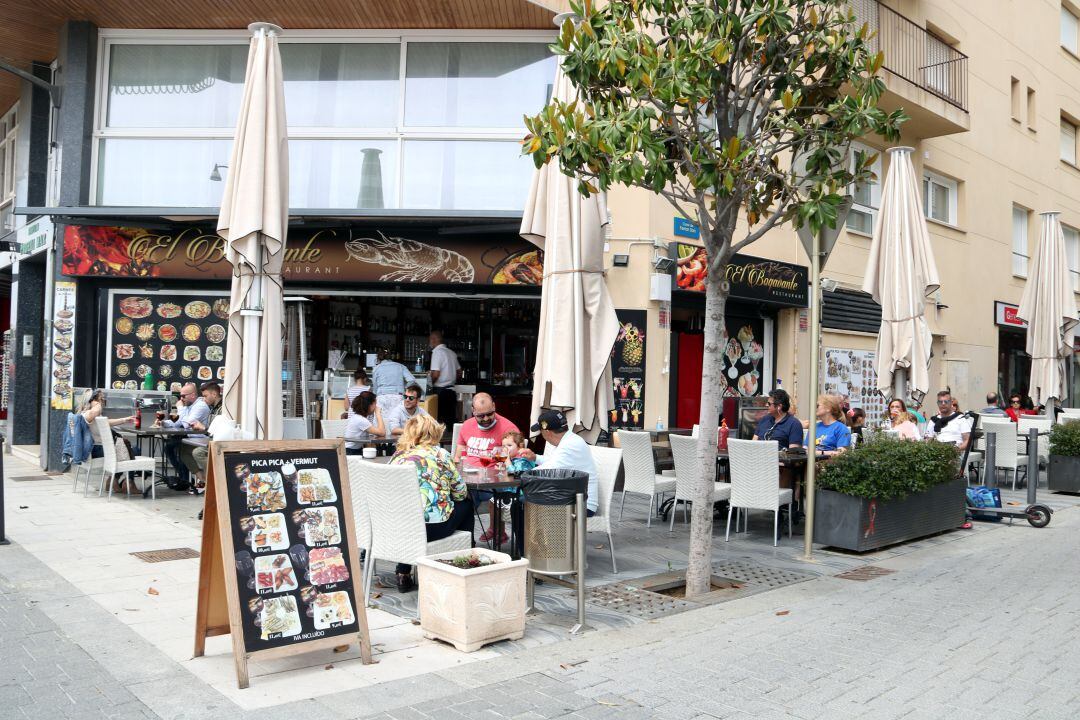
left=194, top=440, right=372, bottom=689
left=823, top=348, right=886, bottom=424
left=107, top=289, right=230, bottom=392
left=611, top=309, right=647, bottom=429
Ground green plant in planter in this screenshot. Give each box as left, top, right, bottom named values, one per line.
left=1049, top=420, right=1080, bottom=457
left=818, top=437, right=960, bottom=500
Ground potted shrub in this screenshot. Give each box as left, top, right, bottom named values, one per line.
left=1048, top=419, right=1080, bottom=493
left=815, top=437, right=964, bottom=552
left=415, top=548, right=529, bottom=652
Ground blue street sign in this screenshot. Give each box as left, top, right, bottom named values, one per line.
left=673, top=217, right=700, bottom=239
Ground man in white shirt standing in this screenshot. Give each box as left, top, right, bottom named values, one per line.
left=522, top=409, right=598, bottom=515
left=428, top=330, right=461, bottom=426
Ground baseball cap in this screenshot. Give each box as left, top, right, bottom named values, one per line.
left=531, top=409, right=568, bottom=433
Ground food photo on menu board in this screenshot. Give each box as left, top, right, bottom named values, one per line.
left=223, top=448, right=359, bottom=651
left=108, top=291, right=229, bottom=391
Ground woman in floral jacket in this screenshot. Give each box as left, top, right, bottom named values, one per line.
left=389, top=413, right=473, bottom=592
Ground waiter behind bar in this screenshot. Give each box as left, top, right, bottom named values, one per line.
left=428, top=330, right=460, bottom=426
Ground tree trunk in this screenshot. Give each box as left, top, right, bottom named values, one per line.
left=684, top=260, right=728, bottom=597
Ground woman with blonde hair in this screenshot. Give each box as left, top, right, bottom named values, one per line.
left=805, top=394, right=851, bottom=456
left=887, top=398, right=921, bottom=440
left=387, top=413, right=472, bottom=592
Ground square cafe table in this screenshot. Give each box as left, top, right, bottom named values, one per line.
left=116, top=424, right=193, bottom=495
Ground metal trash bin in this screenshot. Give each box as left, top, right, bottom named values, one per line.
left=520, top=468, right=589, bottom=631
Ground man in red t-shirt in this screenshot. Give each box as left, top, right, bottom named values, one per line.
left=454, top=392, right=519, bottom=467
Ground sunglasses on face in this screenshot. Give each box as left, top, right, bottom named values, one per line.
left=937, top=399, right=952, bottom=405
left=403, top=395, right=419, bottom=401
left=765, top=401, right=777, bottom=408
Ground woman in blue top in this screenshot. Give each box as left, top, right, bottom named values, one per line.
left=805, top=394, right=850, bottom=456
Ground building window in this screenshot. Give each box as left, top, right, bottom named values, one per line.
left=0, top=104, right=18, bottom=233
left=95, top=37, right=555, bottom=210
left=922, top=170, right=958, bottom=225
left=846, top=143, right=881, bottom=235
left=1012, top=205, right=1030, bottom=278
left=1064, top=224, right=1080, bottom=293
left=1027, top=88, right=1037, bottom=130
left=1063, top=5, right=1079, bottom=55
left=1061, top=116, right=1078, bottom=165
left=1010, top=77, right=1021, bottom=121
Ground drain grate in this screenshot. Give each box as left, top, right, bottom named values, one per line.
left=835, top=565, right=896, bottom=581
left=10, top=475, right=52, bottom=482
left=130, top=548, right=200, bottom=563
left=713, top=561, right=813, bottom=588
left=586, top=583, right=698, bottom=620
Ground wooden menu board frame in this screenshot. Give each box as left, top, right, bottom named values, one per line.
left=193, top=439, right=372, bottom=688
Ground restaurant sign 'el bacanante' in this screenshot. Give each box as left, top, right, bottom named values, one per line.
left=62, top=225, right=544, bottom=286
left=674, top=242, right=809, bottom=308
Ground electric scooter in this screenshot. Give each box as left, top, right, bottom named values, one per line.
left=970, top=427, right=1053, bottom=528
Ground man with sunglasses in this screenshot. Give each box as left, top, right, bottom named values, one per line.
left=923, top=389, right=972, bottom=450
left=454, top=392, right=519, bottom=466
left=387, top=383, right=429, bottom=436
left=751, top=389, right=803, bottom=448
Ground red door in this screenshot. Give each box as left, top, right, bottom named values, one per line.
left=676, top=332, right=703, bottom=429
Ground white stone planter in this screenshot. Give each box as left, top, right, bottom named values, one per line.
left=415, top=548, right=529, bottom=652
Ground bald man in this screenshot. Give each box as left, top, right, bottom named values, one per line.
left=454, top=392, right=519, bottom=467
left=157, top=382, right=210, bottom=490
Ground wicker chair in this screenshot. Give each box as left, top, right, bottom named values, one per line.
left=1017, top=414, right=1052, bottom=468
left=320, top=419, right=347, bottom=439
left=587, top=446, right=623, bottom=573
left=616, top=430, right=675, bottom=527
left=348, top=459, right=471, bottom=607
left=981, top=418, right=1021, bottom=489
left=95, top=417, right=156, bottom=501
left=668, top=434, right=731, bottom=531
left=725, top=439, right=793, bottom=546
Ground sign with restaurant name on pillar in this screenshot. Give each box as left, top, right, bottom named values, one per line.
left=194, top=440, right=372, bottom=689
left=610, top=309, right=647, bottom=429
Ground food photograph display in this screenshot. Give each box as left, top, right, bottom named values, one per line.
left=610, top=309, right=647, bottom=429
left=107, top=290, right=229, bottom=390
left=223, top=448, right=361, bottom=653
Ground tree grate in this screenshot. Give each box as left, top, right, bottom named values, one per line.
left=835, top=565, right=896, bottom=581
left=712, top=561, right=814, bottom=588
left=586, top=583, right=699, bottom=620
left=130, top=548, right=201, bottom=563
left=10, top=475, right=52, bottom=482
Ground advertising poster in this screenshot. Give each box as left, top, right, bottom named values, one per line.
left=719, top=315, right=766, bottom=398
left=823, top=348, right=887, bottom=423
left=610, top=309, right=647, bottom=429
left=107, top=290, right=229, bottom=391
left=50, top=281, right=77, bottom=409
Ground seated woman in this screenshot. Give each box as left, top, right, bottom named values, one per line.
left=848, top=407, right=867, bottom=442
left=388, top=414, right=474, bottom=592
left=80, top=390, right=135, bottom=458
left=805, top=394, right=851, bottom=457
left=887, top=398, right=921, bottom=440
left=343, top=390, right=386, bottom=455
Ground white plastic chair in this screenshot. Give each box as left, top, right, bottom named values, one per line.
left=691, top=424, right=700, bottom=438
left=350, top=460, right=471, bottom=607
left=981, top=418, right=1020, bottom=489
left=320, top=419, right=347, bottom=439
left=95, top=418, right=156, bottom=500
left=616, top=430, right=675, bottom=527
left=668, top=434, right=731, bottom=531
left=725, top=439, right=793, bottom=546
left=1017, top=415, right=1051, bottom=467
left=587, top=446, right=622, bottom=573
left=451, top=422, right=462, bottom=454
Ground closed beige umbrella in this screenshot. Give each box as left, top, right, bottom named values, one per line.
left=862, top=146, right=940, bottom=404
left=1017, top=212, right=1079, bottom=407
left=521, top=56, right=619, bottom=438
left=218, top=23, right=288, bottom=440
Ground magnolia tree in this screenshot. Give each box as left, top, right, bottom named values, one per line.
left=524, top=0, right=905, bottom=596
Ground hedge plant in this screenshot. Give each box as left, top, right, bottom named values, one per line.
left=818, top=436, right=960, bottom=500
left=1049, top=419, right=1080, bottom=457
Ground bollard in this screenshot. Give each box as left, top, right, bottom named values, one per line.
left=572, top=492, right=586, bottom=634
left=984, top=431, right=996, bottom=487
left=0, top=436, right=8, bottom=545
left=1027, top=428, right=1039, bottom=506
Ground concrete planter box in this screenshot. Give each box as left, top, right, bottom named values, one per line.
left=814, top=479, right=967, bottom=552
left=1048, top=455, right=1080, bottom=493
left=415, top=548, right=528, bottom=652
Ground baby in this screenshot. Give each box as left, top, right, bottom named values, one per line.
left=501, top=431, right=537, bottom=475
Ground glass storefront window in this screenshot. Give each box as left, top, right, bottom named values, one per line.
left=402, top=140, right=533, bottom=211
left=281, top=44, right=399, bottom=128
left=403, top=42, right=554, bottom=128
left=289, top=139, right=398, bottom=209
left=96, top=138, right=232, bottom=206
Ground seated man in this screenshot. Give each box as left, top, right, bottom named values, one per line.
left=752, top=389, right=803, bottom=448
left=924, top=389, right=972, bottom=450
left=979, top=392, right=1007, bottom=417
left=387, top=383, right=428, bottom=436
left=522, top=409, right=598, bottom=516
left=180, top=382, right=221, bottom=489
left=159, top=382, right=210, bottom=489
left=455, top=392, right=519, bottom=466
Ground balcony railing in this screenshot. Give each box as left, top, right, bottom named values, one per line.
left=851, top=0, right=969, bottom=112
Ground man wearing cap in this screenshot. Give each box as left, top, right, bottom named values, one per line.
left=522, top=410, right=598, bottom=516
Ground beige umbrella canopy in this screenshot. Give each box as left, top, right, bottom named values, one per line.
left=862, top=146, right=940, bottom=404
left=1017, top=212, right=1079, bottom=407
left=521, top=59, right=619, bottom=438
left=218, top=23, right=288, bottom=440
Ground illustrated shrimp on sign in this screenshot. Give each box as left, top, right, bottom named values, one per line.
left=344, top=230, right=475, bottom=283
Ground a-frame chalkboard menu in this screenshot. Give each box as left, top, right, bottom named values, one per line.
left=193, top=439, right=372, bottom=688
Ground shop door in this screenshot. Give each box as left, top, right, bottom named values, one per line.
left=675, top=332, right=703, bottom=428
left=998, top=328, right=1030, bottom=397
